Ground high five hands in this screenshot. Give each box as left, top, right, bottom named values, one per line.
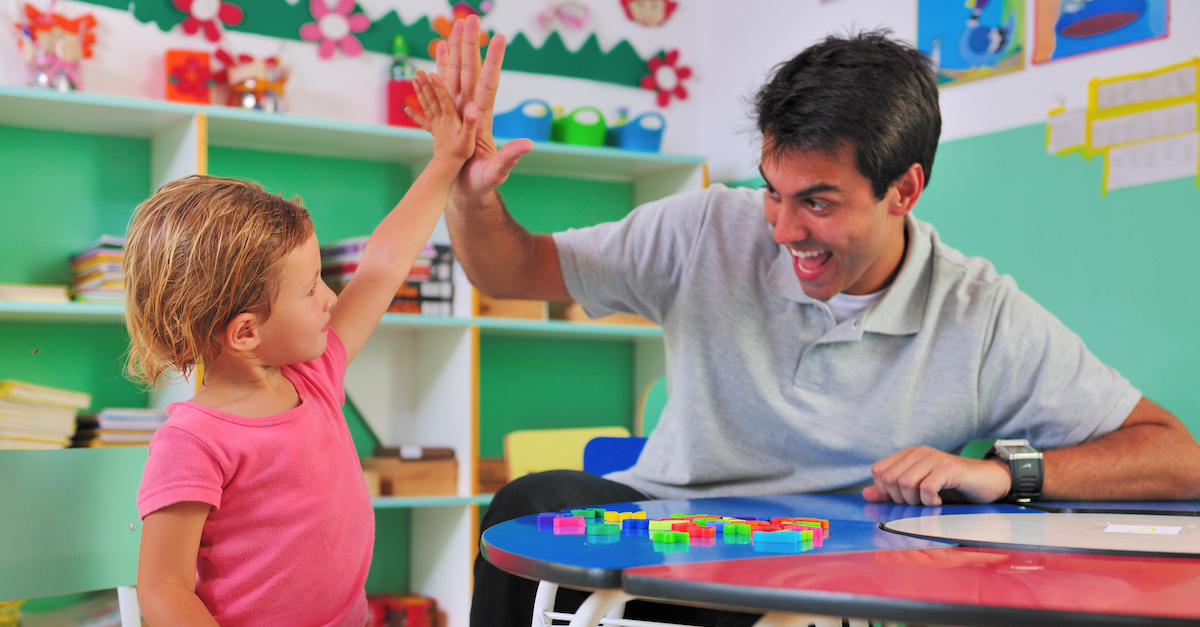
left=404, top=15, right=535, bottom=201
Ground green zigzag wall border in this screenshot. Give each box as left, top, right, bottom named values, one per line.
left=73, top=0, right=657, bottom=88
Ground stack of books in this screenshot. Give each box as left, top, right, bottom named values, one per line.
left=0, top=283, right=69, bottom=303
left=73, top=407, right=169, bottom=448
left=0, top=380, right=91, bottom=449
left=320, top=238, right=455, bottom=317
left=70, top=234, right=125, bottom=304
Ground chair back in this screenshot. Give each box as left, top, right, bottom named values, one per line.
left=503, top=426, right=629, bottom=480
left=582, top=436, right=647, bottom=477
left=635, top=376, right=667, bottom=437
left=0, top=447, right=146, bottom=603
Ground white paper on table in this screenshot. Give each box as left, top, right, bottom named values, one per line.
left=1105, top=132, right=1199, bottom=192
left=1096, top=65, right=1197, bottom=110
left=1047, top=108, right=1087, bottom=154
left=1091, top=101, right=1197, bottom=149
left=1103, top=523, right=1184, bottom=535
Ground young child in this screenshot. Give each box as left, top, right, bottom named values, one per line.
left=127, top=70, right=478, bottom=626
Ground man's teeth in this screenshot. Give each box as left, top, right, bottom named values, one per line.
left=790, top=249, right=824, bottom=258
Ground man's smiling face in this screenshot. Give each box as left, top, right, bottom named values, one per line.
left=761, top=142, right=916, bottom=302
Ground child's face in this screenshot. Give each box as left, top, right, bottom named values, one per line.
left=256, top=232, right=337, bottom=365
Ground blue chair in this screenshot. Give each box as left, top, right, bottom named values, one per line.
left=0, top=448, right=146, bottom=626
left=582, top=376, right=666, bottom=476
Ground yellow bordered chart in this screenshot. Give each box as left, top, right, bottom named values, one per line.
left=1046, top=58, right=1199, bottom=193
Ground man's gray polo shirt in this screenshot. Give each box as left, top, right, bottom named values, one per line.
left=553, top=184, right=1140, bottom=499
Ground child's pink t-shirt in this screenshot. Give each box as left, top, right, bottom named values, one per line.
left=138, top=330, right=373, bottom=627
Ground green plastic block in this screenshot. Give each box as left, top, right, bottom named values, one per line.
left=571, top=509, right=586, bottom=517
left=586, top=523, right=620, bottom=536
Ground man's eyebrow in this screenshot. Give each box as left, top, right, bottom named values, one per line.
left=758, top=166, right=841, bottom=198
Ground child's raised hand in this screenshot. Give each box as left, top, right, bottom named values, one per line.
left=407, top=70, right=478, bottom=166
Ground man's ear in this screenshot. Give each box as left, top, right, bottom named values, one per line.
left=223, top=312, right=262, bottom=356
left=889, top=163, right=925, bottom=217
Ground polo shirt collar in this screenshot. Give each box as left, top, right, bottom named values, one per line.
left=765, top=213, right=931, bottom=336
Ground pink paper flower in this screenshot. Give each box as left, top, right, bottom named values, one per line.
left=172, top=0, right=243, bottom=43
left=641, top=49, right=691, bottom=108
left=300, top=0, right=371, bottom=59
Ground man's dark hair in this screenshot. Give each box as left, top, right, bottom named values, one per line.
left=755, top=31, right=941, bottom=199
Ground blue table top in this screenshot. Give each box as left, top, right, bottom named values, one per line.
left=480, top=493, right=1033, bottom=589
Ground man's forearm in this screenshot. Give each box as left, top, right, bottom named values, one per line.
left=446, top=188, right=568, bottom=300
left=1043, top=398, right=1200, bottom=500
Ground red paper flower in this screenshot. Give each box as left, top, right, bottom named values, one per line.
left=641, top=49, right=691, bottom=108
left=299, top=0, right=371, bottom=59
left=169, top=55, right=214, bottom=99
left=173, top=0, right=243, bottom=43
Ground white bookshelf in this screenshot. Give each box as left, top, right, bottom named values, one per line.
left=0, top=84, right=703, bottom=625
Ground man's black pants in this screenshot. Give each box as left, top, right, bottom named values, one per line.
left=469, top=470, right=760, bottom=627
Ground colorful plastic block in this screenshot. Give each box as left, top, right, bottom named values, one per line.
left=754, top=530, right=801, bottom=544
left=553, top=516, right=586, bottom=531
left=726, top=523, right=751, bottom=535
left=586, top=523, right=620, bottom=535
left=648, top=520, right=675, bottom=531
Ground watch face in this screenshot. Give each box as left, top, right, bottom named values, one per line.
left=1006, top=444, right=1039, bottom=455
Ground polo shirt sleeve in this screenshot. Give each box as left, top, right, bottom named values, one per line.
left=976, top=280, right=1142, bottom=448
left=552, top=187, right=713, bottom=324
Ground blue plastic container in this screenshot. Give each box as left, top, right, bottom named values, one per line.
left=605, top=112, right=666, bottom=152
left=492, top=99, right=552, bottom=142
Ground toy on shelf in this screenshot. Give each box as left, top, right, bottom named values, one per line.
left=386, top=35, right=422, bottom=127
left=165, top=49, right=213, bottom=104
left=215, top=48, right=288, bottom=112
left=493, top=99, right=553, bottom=141
left=14, top=1, right=97, bottom=92
left=550, top=106, right=606, bottom=146
left=605, top=110, right=665, bottom=152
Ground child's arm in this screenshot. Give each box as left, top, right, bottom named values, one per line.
left=331, top=71, right=478, bottom=363
left=137, top=502, right=220, bottom=626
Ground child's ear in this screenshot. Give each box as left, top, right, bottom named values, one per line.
left=224, top=312, right=262, bottom=355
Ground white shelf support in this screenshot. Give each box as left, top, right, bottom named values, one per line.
left=150, top=113, right=207, bottom=190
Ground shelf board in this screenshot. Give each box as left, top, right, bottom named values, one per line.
left=0, top=301, right=124, bottom=324
left=372, top=493, right=493, bottom=509
left=0, top=85, right=704, bottom=181
left=0, top=302, right=663, bottom=339
left=473, top=317, right=663, bottom=339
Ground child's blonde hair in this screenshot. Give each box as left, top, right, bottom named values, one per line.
left=124, top=175, right=313, bottom=388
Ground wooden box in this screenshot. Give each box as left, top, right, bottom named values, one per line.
left=477, top=294, right=548, bottom=320
left=363, top=457, right=457, bottom=497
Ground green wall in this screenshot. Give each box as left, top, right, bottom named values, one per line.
left=477, top=174, right=637, bottom=458
left=916, top=123, right=1199, bottom=435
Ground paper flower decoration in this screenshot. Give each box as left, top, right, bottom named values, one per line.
left=538, top=1, right=590, bottom=32
left=620, top=0, right=677, bottom=27
left=167, top=50, right=214, bottom=102
left=300, top=0, right=371, bottom=59
left=641, top=49, right=690, bottom=107
left=172, top=0, right=243, bottom=43
left=427, top=1, right=490, bottom=58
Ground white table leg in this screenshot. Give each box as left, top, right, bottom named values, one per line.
left=567, top=589, right=635, bottom=627
left=532, top=580, right=560, bottom=627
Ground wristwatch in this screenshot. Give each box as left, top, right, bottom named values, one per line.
left=987, top=439, right=1043, bottom=502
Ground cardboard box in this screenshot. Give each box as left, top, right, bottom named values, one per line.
left=477, top=294, right=548, bottom=320
left=363, top=457, right=457, bottom=497
left=477, top=457, right=508, bottom=494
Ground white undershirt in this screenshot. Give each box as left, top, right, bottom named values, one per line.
left=825, top=289, right=887, bottom=324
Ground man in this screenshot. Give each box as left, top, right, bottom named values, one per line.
left=428, top=18, right=1200, bottom=626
